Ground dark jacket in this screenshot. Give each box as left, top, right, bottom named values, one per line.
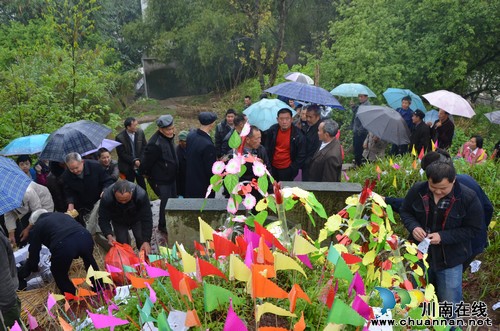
left=0, top=231, right=18, bottom=310
left=264, top=124, right=306, bottom=175
left=241, top=145, right=271, bottom=182
left=139, top=131, right=178, bottom=184
left=431, top=118, right=454, bottom=149
left=220, top=128, right=236, bottom=157
left=27, top=212, right=86, bottom=272
left=185, top=129, right=217, bottom=198
left=98, top=182, right=153, bottom=243
left=410, top=121, right=430, bottom=154
left=176, top=144, right=187, bottom=197
left=303, top=120, right=322, bottom=172
left=400, top=181, right=483, bottom=270
left=215, top=120, right=233, bottom=157
left=115, top=128, right=147, bottom=178
left=351, top=100, right=370, bottom=136
left=308, top=139, right=342, bottom=182
left=62, top=160, right=114, bottom=211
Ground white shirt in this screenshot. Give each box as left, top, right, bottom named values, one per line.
left=319, top=141, right=331, bottom=151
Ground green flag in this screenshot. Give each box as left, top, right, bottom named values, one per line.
left=157, top=311, right=172, bottom=331
left=327, top=243, right=340, bottom=264
left=333, top=256, right=353, bottom=282
left=203, top=281, right=244, bottom=312
left=327, top=299, right=366, bottom=326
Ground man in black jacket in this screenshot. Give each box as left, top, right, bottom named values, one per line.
left=185, top=112, right=218, bottom=198
left=63, top=152, right=114, bottom=223
left=302, top=105, right=322, bottom=181
left=264, top=108, right=306, bottom=181
left=409, top=109, right=430, bottom=154
left=400, top=162, right=482, bottom=309
left=0, top=228, right=21, bottom=329
left=115, top=117, right=147, bottom=190
left=215, top=109, right=236, bottom=157
left=99, top=180, right=153, bottom=254
left=139, top=115, right=178, bottom=233
left=19, top=210, right=100, bottom=295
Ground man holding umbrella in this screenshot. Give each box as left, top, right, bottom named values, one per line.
left=351, top=94, right=371, bottom=167
left=390, top=96, right=414, bottom=155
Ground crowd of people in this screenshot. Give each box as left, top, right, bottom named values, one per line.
left=0, top=92, right=498, bottom=329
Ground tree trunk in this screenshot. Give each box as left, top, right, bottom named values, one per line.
left=267, top=0, right=287, bottom=88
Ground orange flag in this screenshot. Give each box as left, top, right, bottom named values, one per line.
left=196, top=257, right=227, bottom=280
left=412, top=159, right=417, bottom=170
left=294, top=312, right=306, bottom=331
left=76, top=287, right=97, bottom=297
left=252, top=266, right=288, bottom=299
left=288, top=284, right=311, bottom=313
left=71, top=278, right=86, bottom=287
left=254, top=221, right=287, bottom=252
left=179, top=277, right=194, bottom=302
left=58, top=316, right=73, bottom=331
left=128, top=274, right=154, bottom=289
left=185, top=309, right=201, bottom=327
left=257, top=236, right=274, bottom=264
left=259, top=328, right=288, bottom=331
left=213, top=234, right=239, bottom=258
left=252, top=264, right=276, bottom=278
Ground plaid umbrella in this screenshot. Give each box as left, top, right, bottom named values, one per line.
left=265, top=82, right=344, bottom=108
left=0, top=134, right=50, bottom=156
left=0, top=156, right=32, bottom=215
left=40, top=120, right=112, bottom=162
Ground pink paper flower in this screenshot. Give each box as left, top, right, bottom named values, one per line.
left=240, top=122, right=251, bottom=137
left=212, top=161, right=225, bottom=175
left=232, top=215, right=247, bottom=223
left=242, top=194, right=256, bottom=210
left=252, top=160, right=266, bottom=177
left=226, top=158, right=241, bottom=174
left=227, top=197, right=238, bottom=214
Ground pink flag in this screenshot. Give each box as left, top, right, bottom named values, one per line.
left=47, top=292, right=57, bottom=318
left=244, top=242, right=254, bottom=268
left=223, top=299, right=248, bottom=331
left=343, top=171, right=350, bottom=181
left=106, top=264, right=122, bottom=273
left=348, top=272, right=366, bottom=297
left=244, top=226, right=260, bottom=248
left=352, top=295, right=372, bottom=320
left=87, top=310, right=129, bottom=329
left=296, top=254, right=313, bottom=269
left=108, top=302, right=119, bottom=316
left=392, top=163, right=400, bottom=170
left=145, top=263, right=170, bottom=278
left=146, top=283, right=157, bottom=304
left=25, top=310, right=39, bottom=330
left=10, top=321, right=22, bottom=331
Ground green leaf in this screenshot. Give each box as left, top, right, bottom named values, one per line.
left=238, top=164, right=247, bottom=177
left=347, top=206, right=357, bottom=219
left=267, top=196, right=277, bottom=213
left=351, top=218, right=368, bottom=228
left=228, top=130, right=241, bottom=149
left=224, top=174, right=239, bottom=194
left=210, top=174, right=222, bottom=185
left=386, top=204, right=396, bottom=223
left=257, top=176, right=268, bottom=193
left=370, top=214, right=383, bottom=224
left=403, top=253, right=419, bottom=263
left=285, top=197, right=297, bottom=211
left=254, top=210, right=268, bottom=225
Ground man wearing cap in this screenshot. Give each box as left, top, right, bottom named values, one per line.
left=410, top=109, right=430, bottom=154
left=139, top=115, right=178, bottom=233
left=351, top=93, right=371, bottom=167
left=99, top=180, right=153, bottom=254
left=185, top=112, right=218, bottom=198
left=18, top=209, right=100, bottom=295
left=215, top=109, right=236, bottom=158
left=176, top=130, right=189, bottom=197
left=115, top=117, right=148, bottom=190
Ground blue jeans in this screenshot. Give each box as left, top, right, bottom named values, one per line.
left=428, top=264, right=463, bottom=307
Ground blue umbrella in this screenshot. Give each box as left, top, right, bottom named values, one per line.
left=264, top=82, right=344, bottom=108
left=424, top=109, right=439, bottom=124
left=243, top=99, right=296, bottom=131
left=0, top=134, right=50, bottom=156
left=383, top=88, right=427, bottom=112
left=0, top=156, right=32, bottom=215
left=330, top=83, right=377, bottom=98
left=40, top=120, right=112, bottom=162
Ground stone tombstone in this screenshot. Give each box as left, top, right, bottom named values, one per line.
left=165, top=198, right=245, bottom=252
left=279, top=182, right=362, bottom=239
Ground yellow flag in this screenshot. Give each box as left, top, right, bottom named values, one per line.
left=293, top=235, right=317, bottom=255
left=477, top=150, right=486, bottom=161
left=229, top=254, right=251, bottom=282
left=274, top=252, right=307, bottom=278
left=411, top=145, right=417, bottom=156
left=178, top=244, right=197, bottom=273
left=389, top=158, right=394, bottom=166
left=256, top=302, right=296, bottom=322
left=431, top=139, right=436, bottom=151
left=380, top=271, right=393, bottom=288
left=323, top=323, right=343, bottom=331
left=199, top=217, right=214, bottom=243
left=362, top=249, right=376, bottom=265
left=86, top=265, right=113, bottom=285
left=392, top=175, right=397, bottom=188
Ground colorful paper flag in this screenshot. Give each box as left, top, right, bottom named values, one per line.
left=145, top=263, right=169, bottom=278
left=251, top=267, right=288, bottom=299
left=343, top=171, right=350, bottom=181
left=179, top=276, right=194, bottom=302
left=294, top=312, right=306, bottom=331
left=213, top=233, right=239, bottom=258
left=333, top=255, right=353, bottom=282
left=296, top=254, right=313, bottom=269
left=348, top=272, right=366, bottom=296
left=223, top=299, right=248, bottom=331
left=47, top=292, right=57, bottom=318
left=244, top=241, right=254, bottom=268
left=254, top=221, right=287, bottom=252
left=204, top=282, right=244, bottom=312
left=145, top=282, right=157, bottom=304
left=411, top=145, right=417, bottom=156
left=259, top=328, right=288, bottom=331
left=274, top=252, right=307, bottom=277
left=10, top=321, right=22, bottom=331
left=412, top=159, right=417, bottom=170
left=76, top=288, right=96, bottom=297
left=58, top=316, right=73, bottom=331
left=179, top=245, right=197, bottom=273
left=229, top=254, right=251, bottom=282
left=106, top=264, right=122, bottom=273
left=351, top=295, right=372, bottom=320
left=244, top=225, right=261, bottom=248
left=256, top=302, right=296, bottom=322
left=327, top=243, right=340, bottom=264
left=293, top=235, right=317, bottom=255
left=193, top=241, right=206, bottom=256
left=375, top=287, right=397, bottom=314
left=288, top=284, right=311, bottom=313
left=197, top=257, right=227, bottom=280
left=139, top=297, right=157, bottom=323
left=252, top=264, right=276, bottom=278
left=128, top=274, right=154, bottom=289
left=86, top=265, right=113, bottom=285
left=392, top=175, right=397, bottom=189
left=257, top=236, right=274, bottom=264
left=418, top=147, right=425, bottom=160
left=199, top=217, right=214, bottom=243
left=326, top=299, right=366, bottom=326
left=389, top=158, right=394, bottom=166
left=25, top=310, right=38, bottom=330
left=157, top=311, right=172, bottom=331
left=87, top=310, right=129, bottom=329
left=185, top=310, right=201, bottom=327
left=341, top=253, right=362, bottom=265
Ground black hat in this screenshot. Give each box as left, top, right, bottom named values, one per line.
left=198, top=112, right=217, bottom=125
left=156, top=114, right=174, bottom=128
left=413, top=109, right=425, bottom=120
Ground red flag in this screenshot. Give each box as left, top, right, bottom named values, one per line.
left=165, top=263, right=198, bottom=292
left=257, top=236, right=274, bottom=264
left=193, top=241, right=206, bottom=256
left=254, top=221, right=287, bottom=252
left=288, top=284, right=311, bottom=313
left=213, top=234, right=239, bottom=258
left=418, top=147, right=425, bottom=160
left=341, top=253, right=362, bottom=265
left=235, top=235, right=247, bottom=257
left=196, top=257, right=227, bottom=280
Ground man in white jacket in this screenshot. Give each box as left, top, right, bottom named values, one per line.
left=4, top=181, right=54, bottom=246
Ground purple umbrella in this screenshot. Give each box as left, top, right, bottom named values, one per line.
left=422, top=90, right=475, bottom=118
left=264, top=81, right=344, bottom=108
left=81, top=139, right=122, bottom=156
